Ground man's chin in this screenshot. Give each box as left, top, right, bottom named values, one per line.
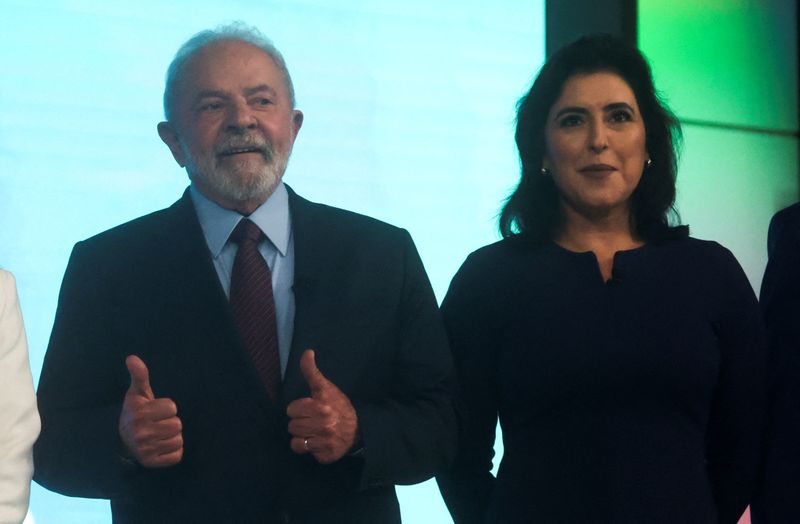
left=221, top=177, right=280, bottom=203
left=191, top=170, right=282, bottom=209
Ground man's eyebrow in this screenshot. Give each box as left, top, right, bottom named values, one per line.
left=195, top=90, right=229, bottom=100
left=244, top=84, right=277, bottom=97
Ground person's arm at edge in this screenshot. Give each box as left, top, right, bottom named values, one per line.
left=0, top=271, right=40, bottom=523
left=751, top=209, right=800, bottom=523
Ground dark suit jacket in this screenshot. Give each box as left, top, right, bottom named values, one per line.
left=34, top=187, right=457, bottom=523
left=751, top=202, right=800, bottom=523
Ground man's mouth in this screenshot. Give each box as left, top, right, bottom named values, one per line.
left=218, top=147, right=266, bottom=157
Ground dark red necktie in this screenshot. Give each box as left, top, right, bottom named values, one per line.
left=229, top=219, right=281, bottom=402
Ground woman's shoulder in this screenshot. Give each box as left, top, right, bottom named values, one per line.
left=659, top=236, right=739, bottom=265
left=462, top=235, right=551, bottom=266
left=446, top=237, right=552, bottom=303
left=655, top=236, right=752, bottom=292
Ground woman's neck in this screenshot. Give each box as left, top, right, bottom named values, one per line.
left=554, top=204, right=643, bottom=281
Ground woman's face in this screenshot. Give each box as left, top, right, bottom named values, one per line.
left=543, top=71, right=648, bottom=220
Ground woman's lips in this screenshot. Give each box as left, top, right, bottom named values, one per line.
left=580, top=163, right=616, bottom=172
left=579, top=164, right=616, bottom=176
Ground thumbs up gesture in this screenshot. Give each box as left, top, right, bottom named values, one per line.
left=287, top=350, right=358, bottom=464
left=118, top=355, right=184, bottom=468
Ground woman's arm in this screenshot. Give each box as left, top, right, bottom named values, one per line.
left=436, top=253, right=500, bottom=524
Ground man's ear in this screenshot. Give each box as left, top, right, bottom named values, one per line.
left=157, top=121, right=187, bottom=167
left=291, top=110, right=304, bottom=138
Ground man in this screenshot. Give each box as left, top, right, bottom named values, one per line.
left=34, top=23, right=456, bottom=523
left=751, top=202, right=800, bottom=524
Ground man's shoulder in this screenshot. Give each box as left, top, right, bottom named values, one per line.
left=289, top=189, right=406, bottom=239
left=63, top=193, right=202, bottom=287
left=78, top=194, right=192, bottom=250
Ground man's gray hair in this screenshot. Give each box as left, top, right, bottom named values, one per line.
left=163, top=21, right=296, bottom=121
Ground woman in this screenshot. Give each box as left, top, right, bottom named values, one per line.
left=436, top=35, right=765, bottom=523
left=0, top=269, right=40, bottom=523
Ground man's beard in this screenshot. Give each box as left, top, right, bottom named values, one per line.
left=184, top=133, right=291, bottom=204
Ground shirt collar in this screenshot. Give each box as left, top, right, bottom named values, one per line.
left=190, top=182, right=291, bottom=258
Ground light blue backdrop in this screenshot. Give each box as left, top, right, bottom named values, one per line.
left=0, top=1, right=545, bottom=522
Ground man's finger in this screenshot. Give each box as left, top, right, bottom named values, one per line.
left=135, top=414, right=183, bottom=440
left=299, top=349, right=330, bottom=397
left=139, top=398, right=180, bottom=421
left=126, top=355, right=154, bottom=400
left=288, top=417, right=326, bottom=437
left=143, top=447, right=183, bottom=468
left=286, top=397, right=328, bottom=419
left=289, top=436, right=311, bottom=455
left=153, top=433, right=184, bottom=455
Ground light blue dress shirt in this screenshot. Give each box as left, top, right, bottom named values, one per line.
left=190, top=183, right=295, bottom=377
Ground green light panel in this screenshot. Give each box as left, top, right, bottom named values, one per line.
left=676, top=127, right=798, bottom=291
left=639, top=0, right=797, bottom=132
left=639, top=0, right=799, bottom=292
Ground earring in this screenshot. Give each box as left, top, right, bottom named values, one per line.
left=645, top=158, right=653, bottom=169
left=540, top=167, right=551, bottom=176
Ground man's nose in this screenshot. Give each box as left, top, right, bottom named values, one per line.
left=226, top=101, right=257, bottom=132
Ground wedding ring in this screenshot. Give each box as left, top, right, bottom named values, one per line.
left=303, top=437, right=309, bottom=451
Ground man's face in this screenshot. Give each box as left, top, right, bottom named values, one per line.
left=159, top=40, right=303, bottom=211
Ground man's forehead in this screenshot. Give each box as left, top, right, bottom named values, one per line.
left=180, top=40, right=283, bottom=89
left=188, top=40, right=276, bottom=72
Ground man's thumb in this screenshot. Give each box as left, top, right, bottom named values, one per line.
left=126, top=355, right=154, bottom=400
left=299, top=349, right=329, bottom=397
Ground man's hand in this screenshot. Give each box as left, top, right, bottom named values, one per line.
left=287, top=350, right=358, bottom=464
left=118, top=355, right=183, bottom=468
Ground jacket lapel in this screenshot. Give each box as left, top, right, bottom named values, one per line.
left=155, top=190, right=278, bottom=414
left=282, top=186, right=331, bottom=401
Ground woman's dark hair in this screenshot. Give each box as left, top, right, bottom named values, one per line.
left=499, top=34, right=687, bottom=242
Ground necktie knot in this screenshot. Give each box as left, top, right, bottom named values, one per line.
left=231, top=219, right=263, bottom=246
